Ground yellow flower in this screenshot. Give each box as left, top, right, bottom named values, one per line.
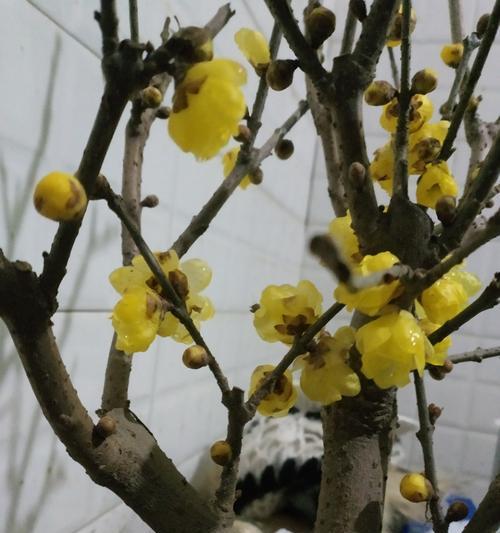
left=110, top=250, right=214, bottom=349
left=298, top=327, right=360, bottom=405
left=334, top=252, right=401, bottom=316
left=380, top=95, right=433, bottom=134
left=419, top=318, right=451, bottom=366
left=328, top=212, right=360, bottom=263
left=408, top=121, right=450, bottom=174
left=33, top=171, right=87, bottom=222
left=112, top=288, right=163, bottom=354
left=168, top=59, right=247, bottom=160
left=222, top=147, right=252, bottom=189
left=441, top=43, right=464, bottom=68
left=249, top=365, right=297, bottom=417
left=400, top=473, right=433, bottom=502
left=234, top=28, right=270, bottom=70
left=370, top=143, right=394, bottom=194
left=416, top=161, right=458, bottom=209
left=420, top=265, right=480, bottom=324
left=386, top=7, right=417, bottom=47
left=253, top=281, right=323, bottom=344
left=356, top=310, right=426, bottom=389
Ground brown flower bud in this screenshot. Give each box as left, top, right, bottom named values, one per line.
left=266, top=60, right=298, bottom=91
left=442, top=359, right=454, bottom=374
left=364, top=81, right=397, bottom=106
left=156, top=106, right=171, bottom=119
left=349, top=162, right=366, bottom=186
left=428, top=365, right=446, bottom=381
left=350, top=0, right=367, bottom=22
left=411, top=69, right=438, bottom=95
left=436, top=195, right=457, bottom=226
left=168, top=269, right=189, bottom=300
left=210, top=440, right=232, bottom=466
left=249, top=167, right=264, bottom=185
left=182, top=345, right=209, bottom=369
left=234, top=124, right=251, bottom=143
left=140, top=195, right=159, bottom=208
left=476, top=14, right=490, bottom=38
left=305, top=6, right=336, bottom=49
left=387, top=8, right=417, bottom=44
left=445, top=501, right=469, bottom=523
left=275, top=139, right=295, bottom=160
left=141, top=86, right=163, bottom=108
left=428, top=403, right=443, bottom=425
left=96, top=416, right=117, bottom=438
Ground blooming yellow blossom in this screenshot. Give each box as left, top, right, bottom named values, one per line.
left=222, top=147, right=252, bottom=189
left=380, top=95, right=433, bottom=134
left=249, top=365, right=297, bottom=417
left=420, top=265, right=480, bottom=324
left=416, top=161, right=458, bottom=209
left=334, top=252, right=402, bottom=316
left=408, top=121, right=450, bottom=174
left=419, top=318, right=452, bottom=366
left=370, top=143, right=394, bottom=194
left=386, top=7, right=417, bottom=47
left=441, top=43, right=464, bottom=68
left=168, top=59, right=247, bottom=160
left=33, top=171, right=87, bottom=222
left=297, top=327, right=360, bottom=405
left=356, top=310, right=426, bottom=389
left=110, top=250, right=214, bottom=351
left=253, top=281, right=323, bottom=344
left=234, top=28, right=270, bottom=70
left=328, top=212, right=360, bottom=263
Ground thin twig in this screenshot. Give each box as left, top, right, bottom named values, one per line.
left=448, top=0, right=464, bottom=43
left=95, top=177, right=231, bottom=397
left=439, top=0, right=500, bottom=161
left=96, top=0, right=119, bottom=56
left=450, top=346, right=500, bottom=364
left=387, top=47, right=400, bottom=90
left=171, top=100, right=309, bottom=257
left=392, top=0, right=411, bottom=198
left=246, top=302, right=345, bottom=414
left=128, top=0, right=139, bottom=42
left=413, top=372, right=447, bottom=533
left=340, top=6, right=358, bottom=55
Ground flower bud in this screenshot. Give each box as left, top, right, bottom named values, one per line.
left=428, top=365, right=446, bottom=381
left=168, top=269, right=189, bottom=300
left=249, top=167, right=264, bottom=185
left=275, top=139, right=294, bottom=160
left=141, top=86, right=163, bottom=108
left=400, top=473, right=433, bottom=502
left=305, top=6, right=336, bottom=49
left=428, top=403, right=443, bottom=425
left=411, top=69, right=438, bottom=95
left=445, top=501, right=469, bottom=523
left=476, top=14, right=490, bottom=38
left=234, top=124, right=252, bottom=143
left=364, top=81, right=397, bottom=106
left=140, top=195, right=159, bottom=208
left=436, top=195, right=457, bottom=226
left=182, top=345, right=209, bottom=369
left=442, top=359, right=454, bottom=374
left=387, top=8, right=417, bottom=47
left=266, top=59, right=298, bottom=91
left=34, top=171, right=87, bottom=222
left=95, top=415, right=117, bottom=438
left=210, top=440, right=232, bottom=466
left=441, top=43, right=464, bottom=68
left=156, top=106, right=171, bottom=119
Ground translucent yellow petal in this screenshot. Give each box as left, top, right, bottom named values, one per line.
left=235, top=28, right=270, bottom=68
left=328, top=212, right=360, bottom=263
left=181, top=258, right=212, bottom=293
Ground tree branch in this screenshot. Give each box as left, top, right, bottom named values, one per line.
left=96, top=0, right=119, bottom=56
left=450, top=345, right=500, bottom=364
left=128, top=0, right=139, bottom=43
left=387, top=47, right=400, bottom=90
left=462, top=473, right=500, bottom=533
left=340, top=4, right=358, bottom=56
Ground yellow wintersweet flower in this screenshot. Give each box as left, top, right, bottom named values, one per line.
left=112, top=288, right=163, bottom=354
left=253, top=281, right=323, bottom=344
left=419, top=318, right=452, bottom=366
left=334, top=252, right=402, bottom=316
left=297, top=327, right=360, bottom=405
left=380, top=95, right=433, bottom=134
left=408, top=121, right=450, bottom=174
left=420, top=265, right=480, bottom=324
left=110, top=250, right=214, bottom=350
left=222, top=147, right=252, bottom=189
left=234, top=28, right=270, bottom=71
left=356, top=310, right=426, bottom=389
left=249, top=365, right=297, bottom=417
left=416, top=161, right=458, bottom=209
left=168, top=59, right=247, bottom=160
left=328, top=211, right=360, bottom=263
left=33, top=171, right=87, bottom=222
left=386, top=7, right=417, bottom=47
left=441, top=43, right=464, bottom=68
left=370, top=143, right=394, bottom=194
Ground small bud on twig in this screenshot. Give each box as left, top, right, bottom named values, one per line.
left=141, top=86, right=163, bottom=108
left=210, top=440, right=232, bottom=466
left=476, top=13, right=490, bottom=38
left=445, top=501, right=469, bottom=523
left=182, top=345, right=209, bottom=369
left=428, top=403, right=443, bottom=425
left=96, top=415, right=117, bottom=438
left=275, top=139, right=294, bottom=160
left=411, top=69, right=438, bottom=95
left=249, top=167, right=264, bottom=185
left=436, top=195, right=457, bottom=226
left=234, top=124, right=251, bottom=144
left=349, top=162, right=366, bottom=187
left=304, top=6, right=336, bottom=49
left=140, top=195, right=159, bottom=208
left=364, top=81, right=397, bottom=106
left=156, top=106, right=171, bottom=119
left=266, top=60, right=298, bottom=91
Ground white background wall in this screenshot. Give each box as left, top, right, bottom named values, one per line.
left=0, top=1, right=498, bottom=532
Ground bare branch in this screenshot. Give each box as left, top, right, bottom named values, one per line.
left=96, top=0, right=119, bottom=56
left=204, top=3, right=235, bottom=39
left=387, top=47, right=400, bottom=90
left=340, top=4, right=358, bottom=55
left=128, top=0, right=139, bottom=42
left=462, top=473, right=500, bottom=533
left=450, top=345, right=500, bottom=364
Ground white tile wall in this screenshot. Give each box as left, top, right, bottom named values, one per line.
left=0, top=1, right=498, bottom=532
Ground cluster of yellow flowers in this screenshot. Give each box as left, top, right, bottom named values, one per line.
left=109, top=250, right=214, bottom=354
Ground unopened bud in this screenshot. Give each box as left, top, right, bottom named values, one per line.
left=275, top=139, right=294, bottom=160
left=467, top=95, right=482, bottom=113
left=442, top=359, right=454, bottom=374
left=411, top=69, right=438, bottom=95
left=349, top=0, right=367, bottom=22
left=305, top=6, right=336, bottom=49
left=156, top=106, right=171, bottom=119
left=234, top=124, right=251, bottom=143
left=141, top=86, right=163, bottom=108
left=96, top=415, right=117, bottom=438
left=476, top=14, right=490, bottom=38
left=428, top=365, right=446, bottom=381
left=210, top=440, right=232, bottom=466
left=428, top=403, right=443, bottom=425
left=445, top=501, right=469, bottom=523
left=168, top=269, right=189, bottom=300
left=266, top=59, right=298, bottom=91
left=436, top=195, right=457, bottom=226
left=182, top=345, right=209, bottom=369
left=387, top=8, right=417, bottom=45
left=249, top=167, right=264, bottom=185
left=349, top=162, right=366, bottom=186
left=140, top=194, right=159, bottom=208
left=441, top=43, right=464, bottom=68
left=364, top=80, right=397, bottom=106
left=400, top=473, right=434, bottom=503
